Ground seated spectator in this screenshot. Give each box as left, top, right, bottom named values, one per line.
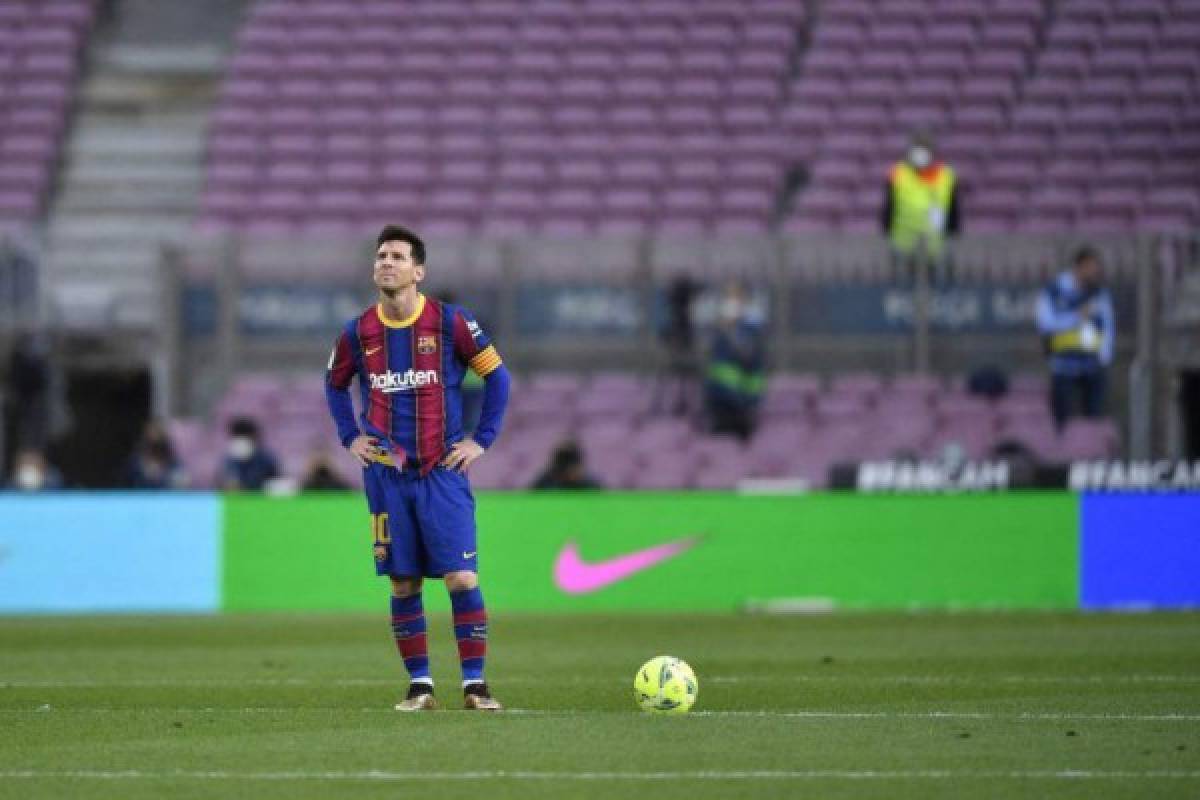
left=219, top=417, right=280, bottom=491
left=532, top=440, right=602, bottom=490
left=991, top=438, right=1040, bottom=488
left=8, top=448, right=63, bottom=491
left=301, top=452, right=349, bottom=490
left=704, top=282, right=766, bottom=441
left=966, top=365, right=1008, bottom=399
left=125, top=420, right=187, bottom=489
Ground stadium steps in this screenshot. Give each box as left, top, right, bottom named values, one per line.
left=57, top=185, right=199, bottom=215
left=56, top=128, right=204, bottom=215
left=109, top=0, right=249, bottom=49
left=42, top=0, right=243, bottom=330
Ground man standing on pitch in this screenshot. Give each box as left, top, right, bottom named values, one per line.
left=325, top=225, right=511, bottom=711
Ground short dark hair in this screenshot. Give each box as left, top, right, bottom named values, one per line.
left=229, top=416, right=259, bottom=438
left=1073, top=245, right=1100, bottom=266
left=551, top=440, right=584, bottom=471
left=376, top=225, right=425, bottom=264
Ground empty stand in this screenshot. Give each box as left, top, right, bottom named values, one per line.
left=200, top=0, right=1200, bottom=237
left=201, top=0, right=807, bottom=234
left=0, top=0, right=96, bottom=230
left=787, top=0, right=1200, bottom=234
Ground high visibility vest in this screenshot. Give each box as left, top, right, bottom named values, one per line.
left=706, top=360, right=766, bottom=397
left=889, top=162, right=955, bottom=258
left=706, top=325, right=766, bottom=400
left=1049, top=325, right=1103, bottom=356
left=1043, top=279, right=1105, bottom=358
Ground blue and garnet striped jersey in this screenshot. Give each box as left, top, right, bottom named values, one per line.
left=325, top=294, right=505, bottom=472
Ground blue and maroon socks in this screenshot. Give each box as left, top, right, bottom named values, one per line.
left=390, top=594, right=431, bottom=684
left=450, top=588, right=488, bottom=685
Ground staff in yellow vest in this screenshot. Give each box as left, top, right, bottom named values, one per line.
left=881, top=132, right=961, bottom=279
left=1036, top=246, right=1114, bottom=430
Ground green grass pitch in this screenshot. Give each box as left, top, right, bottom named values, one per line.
left=1, top=611, right=1198, bottom=799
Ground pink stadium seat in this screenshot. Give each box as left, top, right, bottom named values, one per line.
left=191, top=0, right=1200, bottom=239
left=912, top=48, right=970, bottom=79
left=1038, top=49, right=1089, bottom=81
left=1059, top=419, right=1120, bottom=459
left=890, top=374, right=942, bottom=402
left=1090, top=48, right=1145, bottom=81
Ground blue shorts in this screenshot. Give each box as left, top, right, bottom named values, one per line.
left=363, top=461, right=478, bottom=579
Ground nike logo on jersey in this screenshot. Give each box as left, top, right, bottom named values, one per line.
left=462, top=551, right=477, bottom=559
left=365, top=346, right=382, bottom=356
left=552, top=537, right=700, bottom=595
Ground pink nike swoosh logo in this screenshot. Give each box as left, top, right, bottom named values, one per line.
left=553, top=537, right=700, bottom=595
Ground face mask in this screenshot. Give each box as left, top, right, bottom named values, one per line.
left=909, top=146, right=933, bottom=169
left=15, top=465, right=45, bottom=491
left=228, top=436, right=255, bottom=460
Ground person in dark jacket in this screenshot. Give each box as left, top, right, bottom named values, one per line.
left=126, top=419, right=187, bottom=489
left=704, top=282, right=766, bottom=441
left=532, top=439, right=602, bottom=490
left=219, top=416, right=280, bottom=491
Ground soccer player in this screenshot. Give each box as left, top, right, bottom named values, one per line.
left=325, top=225, right=511, bottom=711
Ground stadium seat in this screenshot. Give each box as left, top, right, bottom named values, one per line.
left=190, top=0, right=1200, bottom=241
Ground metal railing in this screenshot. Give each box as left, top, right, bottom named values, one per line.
left=165, top=231, right=1164, bottom=435
left=1129, top=232, right=1200, bottom=458
left=0, top=233, right=40, bottom=333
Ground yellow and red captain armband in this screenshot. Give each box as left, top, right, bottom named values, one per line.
left=468, top=345, right=503, bottom=377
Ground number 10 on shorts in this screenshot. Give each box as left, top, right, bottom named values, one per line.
left=371, top=512, right=390, bottom=562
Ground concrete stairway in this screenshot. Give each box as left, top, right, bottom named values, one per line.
left=42, top=0, right=246, bottom=329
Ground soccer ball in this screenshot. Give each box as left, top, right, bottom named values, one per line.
left=633, top=655, right=698, bottom=713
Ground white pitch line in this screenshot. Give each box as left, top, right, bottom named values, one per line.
left=0, top=769, right=1198, bottom=782
left=2, top=674, right=1198, bottom=689
left=1, top=708, right=1198, bottom=721
left=687, top=710, right=1200, bottom=722
left=706, top=675, right=1200, bottom=685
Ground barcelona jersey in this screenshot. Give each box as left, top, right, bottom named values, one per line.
left=325, top=294, right=503, bottom=472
